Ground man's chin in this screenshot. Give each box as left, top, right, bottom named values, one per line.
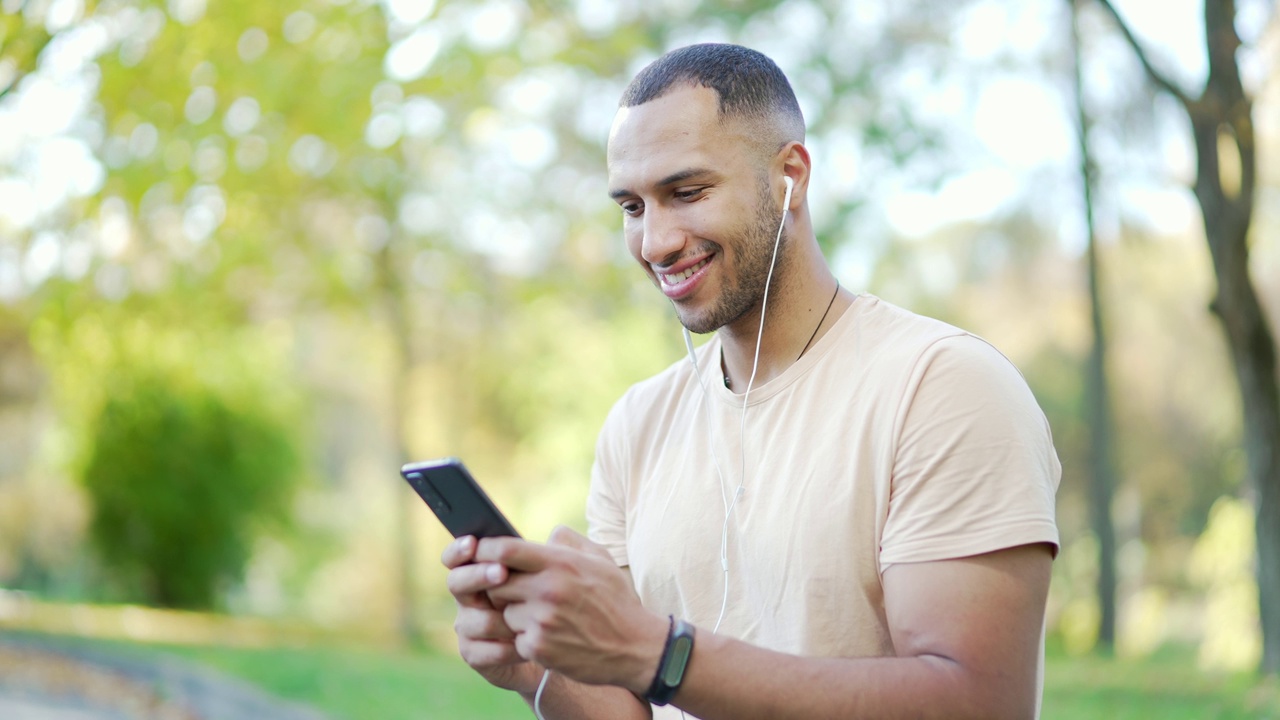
left=676, top=310, right=721, bottom=336
left=675, top=312, right=716, bottom=335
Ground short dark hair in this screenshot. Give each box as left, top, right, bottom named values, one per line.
left=619, top=43, right=804, bottom=141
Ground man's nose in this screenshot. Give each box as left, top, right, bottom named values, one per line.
left=640, top=207, right=685, bottom=266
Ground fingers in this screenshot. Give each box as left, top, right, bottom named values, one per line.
left=441, top=535, right=477, bottom=569
left=447, top=562, right=509, bottom=607
left=456, top=604, right=516, bottom=642
left=546, top=525, right=613, bottom=560
left=474, top=530, right=609, bottom=571
left=459, top=637, right=524, bottom=668
left=474, top=536, right=550, bottom=573
left=445, top=535, right=537, bottom=687
left=499, top=603, right=546, bottom=665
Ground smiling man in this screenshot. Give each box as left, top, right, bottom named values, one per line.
left=442, top=43, right=1060, bottom=720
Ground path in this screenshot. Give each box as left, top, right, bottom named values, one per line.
left=0, top=633, right=332, bottom=720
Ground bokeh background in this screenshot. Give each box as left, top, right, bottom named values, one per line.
left=1, top=0, right=1279, bottom=712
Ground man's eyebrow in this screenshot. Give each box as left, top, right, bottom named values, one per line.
left=608, top=167, right=716, bottom=200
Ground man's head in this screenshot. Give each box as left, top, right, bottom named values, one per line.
left=618, top=43, right=805, bottom=155
left=606, top=44, right=812, bottom=335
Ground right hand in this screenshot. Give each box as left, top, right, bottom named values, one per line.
left=443, top=535, right=546, bottom=694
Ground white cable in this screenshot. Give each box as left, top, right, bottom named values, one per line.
left=670, top=182, right=790, bottom=718
left=533, top=668, right=551, bottom=720
left=683, top=327, right=736, bottom=638
left=712, top=182, right=788, bottom=634
left=682, top=328, right=733, bottom=512
left=686, top=180, right=783, bottom=632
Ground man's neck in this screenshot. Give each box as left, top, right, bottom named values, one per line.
left=718, top=260, right=846, bottom=393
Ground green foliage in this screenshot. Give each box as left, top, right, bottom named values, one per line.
left=27, top=301, right=310, bottom=610
left=81, top=365, right=299, bottom=609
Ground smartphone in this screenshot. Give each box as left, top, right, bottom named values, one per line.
left=400, top=458, right=520, bottom=539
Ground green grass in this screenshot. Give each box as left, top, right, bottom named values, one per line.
left=7, top=631, right=1280, bottom=719
left=1043, top=643, right=1280, bottom=719
left=159, top=642, right=528, bottom=720
left=181, top=641, right=1280, bottom=720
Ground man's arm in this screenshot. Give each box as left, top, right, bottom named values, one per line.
left=482, top=534, right=1052, bottom=720
left=667, top=542, right=1052, bottom=720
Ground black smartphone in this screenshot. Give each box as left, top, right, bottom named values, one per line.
left=400, top=458, right=521, bottom=539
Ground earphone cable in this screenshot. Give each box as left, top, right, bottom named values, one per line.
left=533, top=667, right=551, bottom=720
left=669, top=181, right=792, bottom=715
left=680, top=328, right=733, bottom=516
left=715, top=184, right=789, bottom=633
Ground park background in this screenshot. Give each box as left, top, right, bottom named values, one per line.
left=2, top=0, right=1280, bottom=717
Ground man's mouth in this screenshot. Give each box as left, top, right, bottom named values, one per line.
left=661, top=258, right=710, bottom=286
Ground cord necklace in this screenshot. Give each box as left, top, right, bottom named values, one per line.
left=723, top=279, right=840, bottom=389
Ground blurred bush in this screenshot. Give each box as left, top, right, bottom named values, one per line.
left=78, top=355, right=300, bottom=610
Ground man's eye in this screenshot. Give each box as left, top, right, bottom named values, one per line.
left=621, top=202, right=643, bottom=217
left=674, top=188, right=702, bottom=201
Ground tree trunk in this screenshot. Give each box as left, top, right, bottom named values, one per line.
left=1071, top=0, right=1118, bottom=651
left=1189, top=0, right=1279, bottom=675
left=377, top=232, right=422, bottom=648
left=1190, top=109, right=1280, bottom=674
left=1092, top=0, right=1279, bottom=673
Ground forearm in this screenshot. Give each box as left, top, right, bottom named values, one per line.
left=669, top=632, right=1032, bottom=720
left=519, top=670, right=652, bottom=720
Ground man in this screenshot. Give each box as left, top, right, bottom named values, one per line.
left=443, top=43, right=1060, bottom=720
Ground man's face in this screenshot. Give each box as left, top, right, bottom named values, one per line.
left=606, top=85, right=784, bottom=334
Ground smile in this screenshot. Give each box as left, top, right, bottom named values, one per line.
left=660, top=258, right=710, bottom=286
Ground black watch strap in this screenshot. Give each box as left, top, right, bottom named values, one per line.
left=644, top=616, right=696, bottom=706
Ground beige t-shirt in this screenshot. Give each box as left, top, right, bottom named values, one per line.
left=587, top=295, right=1060, bottom=718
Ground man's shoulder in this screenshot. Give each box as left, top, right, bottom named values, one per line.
left=830, top=296, right=1038, bottom=405
left=856, top=296, right=1036, bottom=404
left=846, top=295, right=973, bottom=363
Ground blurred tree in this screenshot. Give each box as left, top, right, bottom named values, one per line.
left=1090, top=0, right=1280, bottom=673
left=1069, top=0, right=1119, bottom=652
left=82, top=364, right=299, bottom=609
left=0, top=1, right=59, bottom=100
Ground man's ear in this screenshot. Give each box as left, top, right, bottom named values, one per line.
left=778, top=140, right=813, bottom=210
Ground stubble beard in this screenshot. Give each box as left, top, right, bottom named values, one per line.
left=679, top=180, right=786, bottom=335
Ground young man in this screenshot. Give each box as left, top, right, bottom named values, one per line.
left=442, top=44, right=1060, bottom=720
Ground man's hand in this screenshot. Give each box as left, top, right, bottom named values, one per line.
left=442, top=535, right=545, bottom=694
left=478, top=526, right=670, bottom=694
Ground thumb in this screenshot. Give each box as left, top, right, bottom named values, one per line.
left=546, top=525, right=612, bottom=560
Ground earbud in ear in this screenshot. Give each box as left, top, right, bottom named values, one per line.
left=782, top=176, right=794, bottom=214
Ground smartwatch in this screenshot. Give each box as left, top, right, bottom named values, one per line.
left=644, top=616, right=696, bottom=706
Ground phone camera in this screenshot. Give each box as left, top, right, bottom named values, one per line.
left=407, top=472, right=452, bottom=514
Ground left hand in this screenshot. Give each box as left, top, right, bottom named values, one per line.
left=477, top=526, right=669, bottom=694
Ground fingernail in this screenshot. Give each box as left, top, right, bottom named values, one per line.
left=486, top=564, right=503, bottom=583
left=460, top=536, right=474, bottom=551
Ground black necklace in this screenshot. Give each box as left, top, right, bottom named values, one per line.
left=723, top=280, right=841, bottom=389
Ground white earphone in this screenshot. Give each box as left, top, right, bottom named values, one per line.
left=676, top=172, right=794, bottom=636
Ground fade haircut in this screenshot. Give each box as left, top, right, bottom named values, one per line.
left=619, top=43, right=805, bottom=150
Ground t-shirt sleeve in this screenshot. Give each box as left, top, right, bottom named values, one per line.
left=879, top=334, right=1060, bottom=568
left=586, top=395, right=631, bottom=568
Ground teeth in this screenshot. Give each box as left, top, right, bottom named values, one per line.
left=662, top=258, right=709, bottom=285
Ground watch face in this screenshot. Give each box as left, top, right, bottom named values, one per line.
left=662, top=636, right=693, bottom=685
